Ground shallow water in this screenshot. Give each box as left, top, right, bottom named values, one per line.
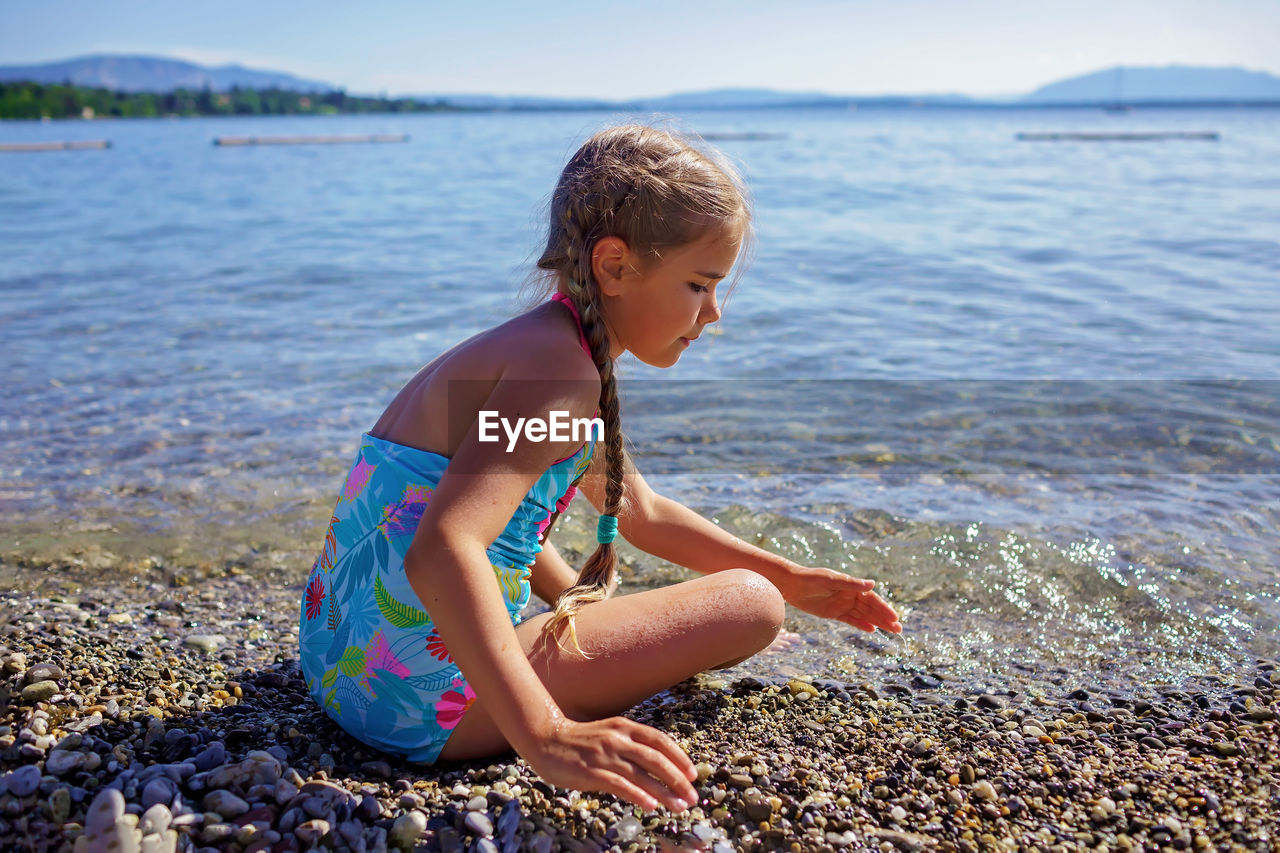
left=2, top=107, right=1278, bottom=693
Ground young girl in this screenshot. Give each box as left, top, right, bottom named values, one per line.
left=298, top=124, right=901, bottom=813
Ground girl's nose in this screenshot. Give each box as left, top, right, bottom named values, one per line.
left=701, top=295, right=721, bottom=324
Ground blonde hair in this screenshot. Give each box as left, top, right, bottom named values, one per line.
left=531, top=123, right=752, bottom=653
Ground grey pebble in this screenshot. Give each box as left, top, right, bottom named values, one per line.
left=85, top=787, right=127, bottom=835
left=611, top=815, right=643, bottom=843
left=203, top=789, right=250, bottom=818
left=5, top=765, right=42, bottom=798
left=24, top=663, right=64, bottom=684
left=142, top=777, right=176, bottom=809
left=182, top=634, right=227, bottom=653
left=45, top=749, right=86, bottom=776
left=49, top=786, right=72, bottom=822
left=465, top=810, right=494, bottom=837
left=474, top=839, right=500, bottom=853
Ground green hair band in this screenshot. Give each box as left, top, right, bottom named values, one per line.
left=596, top=514, right=619, bottom=544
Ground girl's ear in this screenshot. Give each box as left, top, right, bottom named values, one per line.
left=592, top=236, right=633, bottom=296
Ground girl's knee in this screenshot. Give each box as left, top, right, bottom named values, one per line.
left=713, top=568, right=785, bottom=643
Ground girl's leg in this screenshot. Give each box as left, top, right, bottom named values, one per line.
left=437, top=568, right=784, bottom=761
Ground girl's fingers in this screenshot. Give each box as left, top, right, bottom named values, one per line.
left=619, top=728, right=698, bottom=803
left=628, top=723, right=698, bottom=782
left=595, top=770, right=660, bottom=812
left=600, top=751, right=690, bottom=812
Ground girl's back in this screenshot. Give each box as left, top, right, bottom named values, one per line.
left=371, top=300, right=598, bottom=459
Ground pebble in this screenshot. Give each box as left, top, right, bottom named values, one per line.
left=971, top=780, right=998, bottom=802
left=20, top=680, right=59, bottom=703
left=464, top=810, right=494, bottom=837
left=389, top=810, right=427, bottom=849
left=46, top=749, right=87, bottom=776
left=203, top=789, right=250, bottom=818
left=295, top=818, right=330, bottom=845
left=84, top=787, right=126, bottom=834
left=182, top=634, right=227, bottom=653
left=49, top=786, right=72, bottom=822
left=5, top=764, right=42, bottom=798
left=25, top=662, right=65, bottom=683
left=2, top=573, right=1278, bottom=852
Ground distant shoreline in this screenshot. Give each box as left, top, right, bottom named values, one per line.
left=3, top=80, right=1280, bottom=121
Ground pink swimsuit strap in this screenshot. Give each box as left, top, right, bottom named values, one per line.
left=551, top=292, right=592, bottom=356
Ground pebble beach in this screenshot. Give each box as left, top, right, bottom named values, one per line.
left=2, top=558, right=1277, bottom=853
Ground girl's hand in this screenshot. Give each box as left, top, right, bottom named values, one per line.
left=520, top=716, right=699, bottom=813
left=780, top=567, right=902, bottom=634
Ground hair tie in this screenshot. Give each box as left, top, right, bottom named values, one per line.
left=596, top=514, right=619, bottom=545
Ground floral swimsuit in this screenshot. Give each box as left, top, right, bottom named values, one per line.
left=298, top=295, right=594, bottom=762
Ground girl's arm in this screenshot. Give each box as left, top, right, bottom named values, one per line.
left=404, top=375, right=696, bottom=811
left=578, top=453, right=901, bottom=634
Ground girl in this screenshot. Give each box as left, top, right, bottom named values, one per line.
left=298, top=124, right=901, bottom=813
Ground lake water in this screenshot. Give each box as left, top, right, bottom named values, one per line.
left=2, top=107, right=1278, bottom=696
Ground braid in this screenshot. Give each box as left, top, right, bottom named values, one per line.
left=541, top=212, right=626, bottom=654
left=533, top=123, right=752, bottom=655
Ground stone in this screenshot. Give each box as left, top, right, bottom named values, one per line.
left=5, top=765, right=42, bottom=798
left=25, top=663, right=65, bottom=684
left=139, top=829, right=177, bottom=853
left=182, top=634, right=227, bottom=653
left=389, top=810, right=427, bottom=850
left=611, top=816, right=643, bottom=843
left=21, top=680, right=59, bottom=703
left=465, top=810, right=494, bottom=837
left=85, top=787, right=127, bottom=835
left=296, top=819, right=331, bottom=845
left=192, top=741, right=226, bottom=772
left=142, top=778, right=176, bottom=809
left=46, top=749, right=87, bottom=776
left=141, top=803, right=173, bottom=835
left=971, top=781, right=998, bottom=802
left=49, top=786, right=72, bottom=822
left=203, top=789, right=251, bottom=818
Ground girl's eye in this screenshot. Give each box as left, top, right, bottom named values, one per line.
left=688, top=283, right=709, bottom=294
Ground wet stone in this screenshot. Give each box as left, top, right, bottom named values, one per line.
left=182, top=634, right=227, bottom=653
left=24, top=663, right=64, bottom=684
left=21, top=681, right=59, bottom=703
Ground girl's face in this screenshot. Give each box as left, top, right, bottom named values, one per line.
left=598, top=228, right=743, bottom=368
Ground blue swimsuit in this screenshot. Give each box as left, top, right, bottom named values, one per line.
left=298, top=296, right=595, bottom=762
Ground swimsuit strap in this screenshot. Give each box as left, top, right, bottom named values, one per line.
left=551, top=292, right=592, bottom=356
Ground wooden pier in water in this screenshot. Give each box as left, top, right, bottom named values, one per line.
left=1016, top=132, right=1219, bottom=142
left=0, top=139, right=111, bottom=152
left=213, top=134, right=409, bottom=147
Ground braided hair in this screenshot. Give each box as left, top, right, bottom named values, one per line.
left=533, top=124, right=751, bottom=653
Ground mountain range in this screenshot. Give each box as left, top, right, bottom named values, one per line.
left=0, top=55, right=334, bottom=94
left=2, top=55, right=1278, bottom=108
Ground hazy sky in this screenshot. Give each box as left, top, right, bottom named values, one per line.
left=4, top=0, right=1278, bottom=99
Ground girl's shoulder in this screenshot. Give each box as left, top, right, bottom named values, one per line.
left=483, top=301, right=601, bottom=386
